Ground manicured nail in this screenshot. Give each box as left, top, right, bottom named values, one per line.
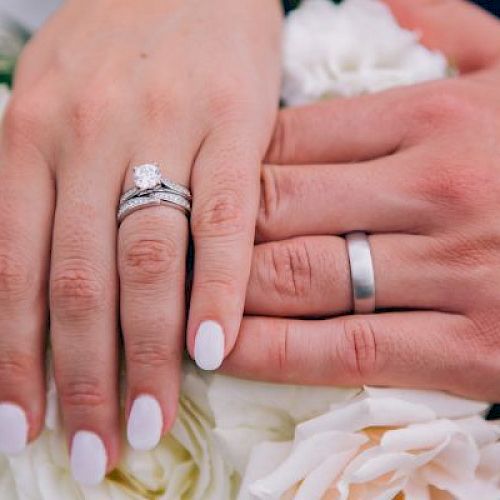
left=194, top=320, right=225, bottom=371
left=127, top=395, right=163, bottom=451
left=0, top=403, right=28, bottom=455
left=70, top=431, right=107, bottom=486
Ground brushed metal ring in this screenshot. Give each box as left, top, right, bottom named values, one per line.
left=345, top=231, right=376, bottom=314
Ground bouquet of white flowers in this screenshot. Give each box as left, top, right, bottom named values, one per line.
left=0, top=1, right=498, bottom=499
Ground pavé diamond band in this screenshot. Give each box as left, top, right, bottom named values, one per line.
left=345, top=231, right=376, bottom=314
left=117, top=164, right=191, bottom=224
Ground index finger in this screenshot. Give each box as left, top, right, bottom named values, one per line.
left=186, top=131, right=261, bottom=371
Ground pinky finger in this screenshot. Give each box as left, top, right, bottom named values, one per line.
left=220, top=312, right=491, bottom=400
left=0, top=140, right=53, bottom=454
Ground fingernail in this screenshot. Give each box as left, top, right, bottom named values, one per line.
left=194, top=320, right=225, bottom=371
left=70, top=431, right=107, bottom=486
left=127, top=395, right=163, bottom=451
left=0, top=403, right=28, bottom=455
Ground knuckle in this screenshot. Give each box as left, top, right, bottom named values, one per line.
left=2, top=95, right=47, bottom=145
left=120, top=234, right=182, bottom=286
left=127, top=337, right=180, bottom=368
left=340, top=317, right=381, bottom=381
left=206, top=82, right=251, bottom=120
left=192, top=189, right=248, bottom=238
left=68, top=82, right=124, bottom=140
left=0, top=252, right=34, bottom=300
left=414, top=162, right=482, bottom=211
left=0, top=349, right=36, bottom=380
left=50, top=262, right=107, bottom=319
left=265, top=240, right=313, bottom=299
left=195, top=266, right=240, bottom=298
left=59, top=379, right=107, bottom=409
left=140, top=86, right=182, bottom=124
left=411, top=84, right=474, bottom=129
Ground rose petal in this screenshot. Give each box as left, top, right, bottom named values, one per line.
left=454, top=417, right=500, bottom=447
left=380, top=420, right=462, bottom=452
left=294, top=449, right=360, bottom=500
left=297, top=398, right=436, bottom=440
left=364, top=388, right=489, bottom=419
left=250, top=432, right=366, bottom=499
left=238, top=441, right=293, bottom=500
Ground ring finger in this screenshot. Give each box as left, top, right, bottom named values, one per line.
left=246, top=233, right=456, bottom=318
left=118, top=153, right=191, bottom=452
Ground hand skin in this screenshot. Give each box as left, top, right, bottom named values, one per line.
left=221, top=0, right=500, bottom=402
left=0, top=0, right=282, bottom=482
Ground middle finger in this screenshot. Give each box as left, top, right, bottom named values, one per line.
left=257, top=152, right=433, bottom=243
left=50, top=162, right=121, bottom=486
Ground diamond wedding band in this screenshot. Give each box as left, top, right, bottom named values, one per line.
left=345, top=231, right=376, bottom=314
left=117, top=164, right=192, bottom=224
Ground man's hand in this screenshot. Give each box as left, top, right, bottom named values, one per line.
left=221, top=0, right=500, bottom=401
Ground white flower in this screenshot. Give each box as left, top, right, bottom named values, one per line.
left=241, top=388, right=500, bottom=500
left=281, top=0, right=450, bottom=105
left=208, top=375, right=359, bottom=476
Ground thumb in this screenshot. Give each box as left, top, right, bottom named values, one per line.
left=383, top=0, right=500, bottom=72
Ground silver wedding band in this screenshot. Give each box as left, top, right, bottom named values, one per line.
left=117, top=164, right=192, bottom=224
left=345, top=231, right=376, bottom=314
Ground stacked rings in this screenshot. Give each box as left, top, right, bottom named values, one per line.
left=117, top=164, right=192, bottom=224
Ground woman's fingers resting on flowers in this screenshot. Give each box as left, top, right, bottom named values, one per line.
left=231, top=1, right=500, bottom=401
left=0, top=0, right=282, bottom=484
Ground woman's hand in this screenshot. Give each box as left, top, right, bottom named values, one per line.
left=0, top=0, right=281, bottom=484
left=222, top=0, right=500, bottom=401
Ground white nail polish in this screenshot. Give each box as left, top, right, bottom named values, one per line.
left=127, top=395, right=163, bottom=451
left=70, top=431, right=107, bottom=486
left=194, top=320, right=225, bottom=371
left=0, top=403, right=28, bottom=455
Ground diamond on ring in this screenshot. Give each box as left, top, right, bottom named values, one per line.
left=133, top=164, right=162, bottom=190
left=118, top=163, right=192, bottom=224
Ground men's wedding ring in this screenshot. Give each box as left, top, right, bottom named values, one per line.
left=117, top=164, right=192, bottom=224
left=345, top=231, right=376, bottom=314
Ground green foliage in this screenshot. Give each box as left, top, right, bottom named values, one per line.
left=0, top=16, right=30, bottom=88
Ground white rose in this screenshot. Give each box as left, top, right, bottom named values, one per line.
left=208, top=374, right=360, bottom=475
left=241, top=388, right=500, bottom=500
left=281, top=0, right=450, bottom=106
